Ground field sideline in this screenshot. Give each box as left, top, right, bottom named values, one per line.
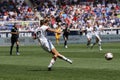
left=0, top=42, right=120, bottom=80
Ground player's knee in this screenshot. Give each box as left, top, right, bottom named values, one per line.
left=52, top=56, right=57, bottom=60
left=54, top=54, right=59, bottom=58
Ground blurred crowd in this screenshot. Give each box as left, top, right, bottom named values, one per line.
left=32, top=0, right=120, bottom=29
left=0, top=0, right=120, bottom=31
left=0, top=0, right=39, bottom=21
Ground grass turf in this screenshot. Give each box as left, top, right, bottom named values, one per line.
left=0, top=42, right=120, bottom=80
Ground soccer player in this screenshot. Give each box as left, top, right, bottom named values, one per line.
left=32, top=20, right=72, bottom=71
left=63, top=25, right=70, bottom=48
left=85, top=23, right=94, bottom=48
left=55, top=23, right=62, bottom=45
left=10, top=23, right=20, bottom=55
left=91, top=22, right=103, bottom=51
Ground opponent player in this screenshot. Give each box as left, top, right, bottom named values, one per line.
left=32, top=20, right=72, bottom=71
left=91, top=21, right=103, bottom=51
left=63, top=25, right=70, bottom=48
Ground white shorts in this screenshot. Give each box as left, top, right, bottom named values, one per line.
left=86, top=33, right=93, bottom=39
left=38, top=39, right=55, bottom=52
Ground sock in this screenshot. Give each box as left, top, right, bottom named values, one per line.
left=59, top=55, right=67, bottom=60
left=10, top=46, right=13, bottom=55
left=98, top=41, right=102, bottom=49
left=64, top=40, right=67, bottom=46
left=16, top=45, right=19, bottom=53
left=10, top=43, right=14, bottom=55
left=87, top=41, right=90, bottom=47
left=48, top=57, right=56, bottom=68
left=58, top=55, right=72, bottom=64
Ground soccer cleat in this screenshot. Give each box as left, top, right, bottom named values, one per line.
left=65, top=45, right=68, bottom=48
left=48, top=67, right=52, bottom=71
left=16, top=52, right=20, bottom=55
left=66, top=59, right=72, bottom=64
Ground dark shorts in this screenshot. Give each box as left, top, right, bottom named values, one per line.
left=11, top=37, right=19, bottom=44
left=63, top=35, right=69, bottom=40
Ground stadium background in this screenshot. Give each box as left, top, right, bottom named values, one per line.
left=0, top=0, right=120, bottom=46
left=0, top=0, right=120, bottom=80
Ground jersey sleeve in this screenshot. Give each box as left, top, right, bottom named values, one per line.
left=43, top=26, right=49, bottom=31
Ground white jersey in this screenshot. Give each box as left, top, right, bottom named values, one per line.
left=34, top=25, right=54, bottom=52
left=94, top=25, right=102, bottom=35
left=35, top=25, right=48, bottom=41
left=86, top=27, right=93, bottom=34
left=93, top=25, right=102, bottom=42
left=86, top=27, right=93, bottom=39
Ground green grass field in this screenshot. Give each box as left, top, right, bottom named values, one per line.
left=0, top=42, right=120, bottom=80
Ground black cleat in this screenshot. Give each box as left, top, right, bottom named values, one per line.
left=48, top=67, right=52, bottom=71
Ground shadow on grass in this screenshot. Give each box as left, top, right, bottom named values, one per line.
left=27, top=69, right=49, bottom=72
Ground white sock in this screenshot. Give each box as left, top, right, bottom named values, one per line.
left=59, top=55, right=72, bottom=64
left=98, top=41, right=102, bottom=49
left=60, top=55, right=67, bottom=60
left=48, top=58, right=56, bottom=68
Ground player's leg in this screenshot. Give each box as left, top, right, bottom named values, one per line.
left=63, top=36, right=68, bottom=48
left=48, top=48, right=72, bottom=70
left=41, top=40, right=57, bottom=70
left=56, top=37, right=60, bottom=45
left=57, top=36, right=61, bottom=45
left=56, top=38, right=58, bottom=44
left=65, top=36, right=68, bottom=48
left=86, top=34, right=92, bottom=48
left=55, top=36, right=58, bottom=45
left=87, top=38, right=91, bottom=48
left=91, top=37, right=97, bottom=49
left=16, top=39, right=20, bottom=55
left=87, top=39, right=90, bottom=47
left=48, top=55, right=57, bottom=71
left=51, top=48, right=72, bottom=64
left=96, top=35, right=102, bottom=50
left=10, top=38, right=15, bottom=55
left=42, top=39, right=72, bottom=70
left=64, top=35, right=68, bottom=48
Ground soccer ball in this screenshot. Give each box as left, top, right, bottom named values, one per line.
left=105, top=52, right=113, bottom=60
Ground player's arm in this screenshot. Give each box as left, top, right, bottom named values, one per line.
left=47, top=28, right=62, bottom=34
left=80, top=27, right=86, bottom=33
left=11, top=32, right=19, bottom=34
